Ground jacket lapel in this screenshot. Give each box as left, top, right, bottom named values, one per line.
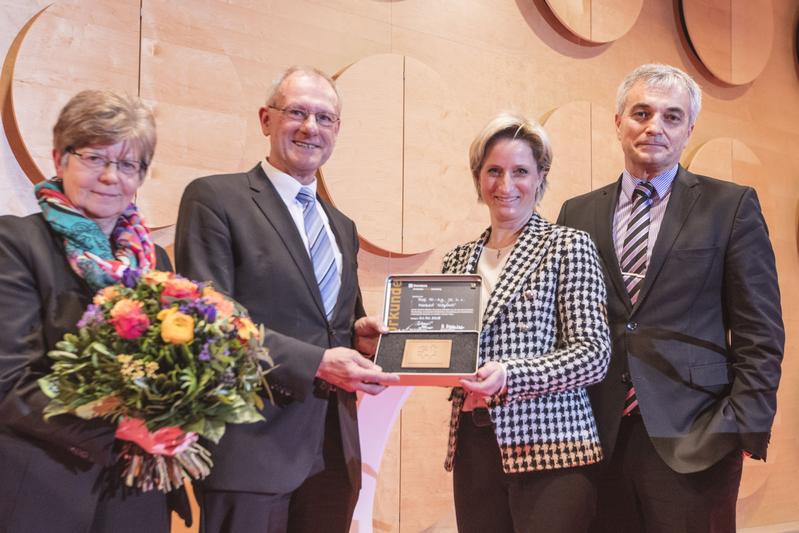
left=634, top=166, right=700, bottom=311
left=594, top=178, right=631, bottom=313
left=247, top=165, right=327, bottom=318
left=463, top=228, right=489, bottom=276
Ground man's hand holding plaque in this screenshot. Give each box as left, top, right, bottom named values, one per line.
left=316, top=346, right=400, bottom=394
left=352, top=316, right=387, bottom=358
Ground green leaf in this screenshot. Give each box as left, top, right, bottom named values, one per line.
left=201, top=418, right=226, bottom=444
left=38, top=376, right=60, bottom=399
left=183, top=419, right=205, bottom=435
left=228, top=404, right=265, bottom=425
left=42, top=402, right=71, bottom=419
left=47, top=350, right=78, bottom=361
left=89, top=342, right=113, bottom=357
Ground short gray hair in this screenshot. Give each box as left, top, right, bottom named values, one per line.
left=53, top=90, right=156, bottom=176
left=616, top=64, right=702, bottom=124
left=469, top=112, right=552, bottom=205
left=265, top=65, right=341, bottom=112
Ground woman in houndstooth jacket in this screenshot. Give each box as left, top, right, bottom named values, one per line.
left=442, top=112, right=611, bottom=533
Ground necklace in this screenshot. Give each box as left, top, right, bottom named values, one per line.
left=495, top=242, right=514, bottom=258
left=485, top=241, right=516, bottom=260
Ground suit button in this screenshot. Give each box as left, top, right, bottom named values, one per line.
left=626, top=322, right=638, bottom=331
left=519, top=324, right=530, bottom=333
left=621, top=372, right=631, bottom=383
left=524, top=290, right=534, bottom=300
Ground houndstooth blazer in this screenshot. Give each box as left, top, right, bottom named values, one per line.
left=442, top=213, right=611, bottom=473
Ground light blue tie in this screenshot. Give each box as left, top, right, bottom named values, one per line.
left=296, top=187, right=340, bottom=319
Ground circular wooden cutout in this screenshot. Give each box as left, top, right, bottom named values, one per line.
left=539, top=101, right=623, bottom=221
left=681, top=0, right=774, bottom=85
left=9, top=2, right=140, bottom=183
left=543, top=0, right=643, bottom=44
left=688, top=137, right=779, bottom=227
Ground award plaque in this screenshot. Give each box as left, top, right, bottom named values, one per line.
left=374, top=274, right=481, bottom=386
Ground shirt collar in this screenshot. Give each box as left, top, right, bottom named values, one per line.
left=621, top=164, right=678, bottom=201
left=261, top=158, right=318, bottom=206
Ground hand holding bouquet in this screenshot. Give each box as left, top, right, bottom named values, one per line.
left=38, top=270, right=273, bottom=492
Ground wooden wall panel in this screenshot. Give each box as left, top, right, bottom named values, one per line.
left=1, top=0, right=798, bottom=531
left=399, top=387, right=456, bottom=533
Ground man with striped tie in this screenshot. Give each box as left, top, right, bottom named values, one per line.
left=557, top=64, right=783, bottom=532
left=176, top=65, right=399, bottom=533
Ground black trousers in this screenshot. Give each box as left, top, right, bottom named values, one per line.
left=453, top=412, right=598, bottom=533
left=89, top=487, right=170, bottom=533
left=590, top=414, right=743, bottom=533
left=199, top=394, right=357, bottom=533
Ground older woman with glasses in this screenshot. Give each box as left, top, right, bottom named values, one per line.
left=0, top=90, right=186, bottom=532
left=442, top=112, right=611, bottom=532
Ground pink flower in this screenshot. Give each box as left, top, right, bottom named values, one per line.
left=115, top=417, right=198, bottom=456
left=160, top=278, right=200, bottom=305
left=110, top=299, right=150, bottom=340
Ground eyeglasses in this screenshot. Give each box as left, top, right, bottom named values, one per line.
left=67, top=148, right=143, bottom=177
left=268, top=106, right=340, bottom=129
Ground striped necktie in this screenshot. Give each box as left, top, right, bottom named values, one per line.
left=620, top=181, right=656, bottom=416
left=620, top=181, right=656, bottom=305
left=296, top=187, right=340, bottom=319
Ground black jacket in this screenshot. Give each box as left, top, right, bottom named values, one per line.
left=558, top=167, right=784, bottom=473
left=0, top=212, right=178, bottom=532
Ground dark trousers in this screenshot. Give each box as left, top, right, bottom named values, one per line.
left=590, top=414, right=743, bottom=533
left=89, top=487, right=170, bottom=533
left=453, top=412, right=597, bottom=533
left=287, top=393, right=358, bottom=533
left=199, top=394, right=357, bottom=533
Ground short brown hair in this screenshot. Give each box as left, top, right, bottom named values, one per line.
left=469, top=112, right=552, bottom=205
left=53, top=90, right=156, bottom=176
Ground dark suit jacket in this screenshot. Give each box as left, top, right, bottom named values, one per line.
left=557, top=166, right=784, bottom=474
left=174, top=163, right=365, bottom=494
left=0, top=212, right=173, bottom=532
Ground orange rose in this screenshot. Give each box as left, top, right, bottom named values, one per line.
left=158, top=307, right=195, bottom=344
left=160, top=278, right=200, bottom=305
left=142, top=270, right=173, bottom=286
left=93, top=286, right=120, bottom=305
left=109, top=299, right=150, bottom=340
left=202, top=287, right=235, bottom=320
left=234, top=316, right=258, bottom=343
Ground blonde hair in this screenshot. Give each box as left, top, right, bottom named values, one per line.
left=53, top=90, right=156, bottom=176
left=469, top=112, right=552, bottom=204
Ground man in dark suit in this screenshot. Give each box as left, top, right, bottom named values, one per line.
left=557, top=63, right=784, bottom=532
left=175, top=66, right=398, bottom=533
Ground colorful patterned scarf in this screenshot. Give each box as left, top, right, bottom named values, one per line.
left=35, top=179, right=156, bottom=290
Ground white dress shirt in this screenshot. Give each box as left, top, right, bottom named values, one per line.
left=260, top=159, right=343, bottom=279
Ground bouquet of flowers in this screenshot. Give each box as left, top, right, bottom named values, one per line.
left=38, top=269, right=273, bottom=492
